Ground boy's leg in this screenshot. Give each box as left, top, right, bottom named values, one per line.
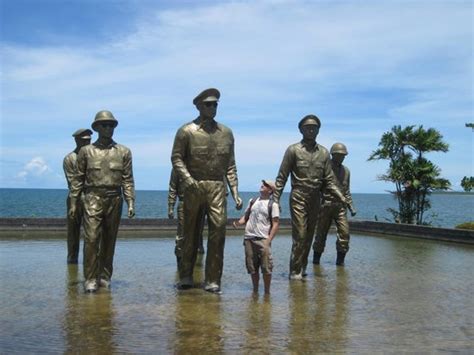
left=251, top=273, right=260, bottom=293
left=263, top=273, right=271, bottom=294
left=261, top=239, right=273, bottom=294
left=244, top=239, right=259, bottom=292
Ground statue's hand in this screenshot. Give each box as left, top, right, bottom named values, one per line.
left=69, top=204, right=77, bottom=219
left=184, top=177, right=199, bottom=191
left=350, top=207, right=357, bottom=217
left=128, top=205, right=135, bottom=219
left=235, top=196, right=243, bottom=210
left=168, top=209, right=174, bottom=219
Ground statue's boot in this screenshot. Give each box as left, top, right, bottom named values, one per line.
left=313, top=251, right=322, bottom=265
left=336, top=252, right=346, bottom=266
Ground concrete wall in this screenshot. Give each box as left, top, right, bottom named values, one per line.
left=0, top=217, right=473, bottom=244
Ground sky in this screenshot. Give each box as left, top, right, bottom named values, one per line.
left=0, top=0, right=472, bottom=193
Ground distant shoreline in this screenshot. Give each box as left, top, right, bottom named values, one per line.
left=1, top=187, right=472, bottom=195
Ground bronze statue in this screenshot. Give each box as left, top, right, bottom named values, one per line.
left=168, top=168, right=205, bottom=268
left=69, top=110, right=135, bottom=292
left=273, top=115, right=347, bottom=280
left=171, top=88, right=243, bottom=293
left=63, top=128, right=92, bottom=264
left=313, top=143, right=356, bottom=266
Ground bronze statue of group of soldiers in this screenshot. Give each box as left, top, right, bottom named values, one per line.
left=64, top=88, right=356, bottom=294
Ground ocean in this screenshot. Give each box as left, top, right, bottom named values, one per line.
left=0, top=188, right=472, bottom=228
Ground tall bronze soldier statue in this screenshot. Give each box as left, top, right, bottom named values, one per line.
left=171, top=88, right=243, bottom=293
left=63, top=128, right=92, bottom=264
left=168, top=168, right=205, bottom=268
left=69, top=110, right=135, bottom=293
left=313, top=143, right=356, bottom=266
left=273, top=115, right=348, bottom=280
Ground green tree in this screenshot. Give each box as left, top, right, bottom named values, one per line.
left=368, top=125, right=451, bottom=225
left=461, top=176, right=474, bottom=192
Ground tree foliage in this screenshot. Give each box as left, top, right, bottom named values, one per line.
left=460, top=176, right=474, bottom=192
left=368, top=125, right=451, bottom=225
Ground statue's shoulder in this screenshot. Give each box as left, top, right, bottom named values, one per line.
left=178, top=121, right=198, bottom=134
left=80, top=144, right=94, bottom=155
left=64, top=151, right=76, bottom=162
left=216, top=122, right=232, bottom=134
left=317, top=143, right=330, bottom=156
left=114, top=143, right=131, bottom=154
left=288, top=142, right=301, bottom=151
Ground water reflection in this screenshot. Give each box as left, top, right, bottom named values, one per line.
left=287, top=266, right=350, bottom=352
left=173, top=293, right=224, bottom=353
left=63, top=265, right=116, bottom=353
left=241, top=294, right=273, bottom=352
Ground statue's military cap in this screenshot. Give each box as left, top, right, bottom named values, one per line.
left=193, top=88, right=220, bottom=105
left=72, top=128, right=93, bottom=139
left=298, top=114, right=321, bottom=129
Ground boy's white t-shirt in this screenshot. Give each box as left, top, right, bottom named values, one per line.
left=244, top=197, right=280, bottom=239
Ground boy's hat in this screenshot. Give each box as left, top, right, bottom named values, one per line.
left=262, top=179, right=276, bottom=193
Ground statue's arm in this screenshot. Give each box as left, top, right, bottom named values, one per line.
left=274, top=146, right=293, bottom=203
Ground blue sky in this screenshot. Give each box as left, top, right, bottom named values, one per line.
left=1, top=0, right=472, bottom=193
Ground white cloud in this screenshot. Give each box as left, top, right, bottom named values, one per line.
left=17, top=157, right=51, bottom=179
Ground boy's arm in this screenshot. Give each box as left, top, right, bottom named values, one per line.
left=267, top=217, right=280, bottom=243
left=233, top=199, right=252, bottom=228
left=232, top=215, right=247, bottom=228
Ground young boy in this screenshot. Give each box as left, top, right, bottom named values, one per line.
left=233, top=180, right=280, bottom=294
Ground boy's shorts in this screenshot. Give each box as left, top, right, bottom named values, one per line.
left=244, top=238, right=273, bottom=274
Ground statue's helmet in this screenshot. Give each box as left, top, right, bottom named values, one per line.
left=330, top=142, right=348, bottom=155
left=92, top=110, right=118, bottom=131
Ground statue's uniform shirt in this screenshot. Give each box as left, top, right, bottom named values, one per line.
left=322, top=162, right=353, bottom=207
left=274, top=141, right=345, bottom=277
left=69, top=140, right=135, bottom=282
left=171, top=119, right=238, bottom=186
left=63, top=150, right=83, bottom=263
left=70, top=141, right=135, bottom=205
left=314, top=162, right=354, bottom=254
left=171, top=119, right=238, bottom=289
left=274, top=141, right=344, bottom=202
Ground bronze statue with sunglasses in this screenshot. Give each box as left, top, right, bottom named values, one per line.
left=171, top=88, right=243, bottom=293
left=69, top=110, right=135, bottom=293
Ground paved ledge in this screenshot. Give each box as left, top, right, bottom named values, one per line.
left=349, top=220, right=474, bottom=245
left=0, top=218, right=472, bottom=244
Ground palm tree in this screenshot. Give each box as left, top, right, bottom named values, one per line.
left=369, top=125, right=450, bottom=225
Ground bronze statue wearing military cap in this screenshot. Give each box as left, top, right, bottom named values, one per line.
left=63, top=128, right=92, bottom=264
left=298, top=114, right=321, bottom=129
left=313, top=142, right=356, bottom=266
left=69, top=110, right=135, bottom=293
left=171, top=88, right=242, bottom=293
left=273, top=114, right=348, bottom=280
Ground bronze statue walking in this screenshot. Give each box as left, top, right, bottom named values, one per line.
left=313, top=143, right=356, bottom=266
left=63, top=128, right=92, bottom=264
left=171, top=88, right=242, bottom=293
left=69, top=110, right=135, bottom=292
left=273, top=115, right=347, bottom=280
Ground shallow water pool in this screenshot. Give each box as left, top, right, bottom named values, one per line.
left=1, top=233, right=473, bottom=353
